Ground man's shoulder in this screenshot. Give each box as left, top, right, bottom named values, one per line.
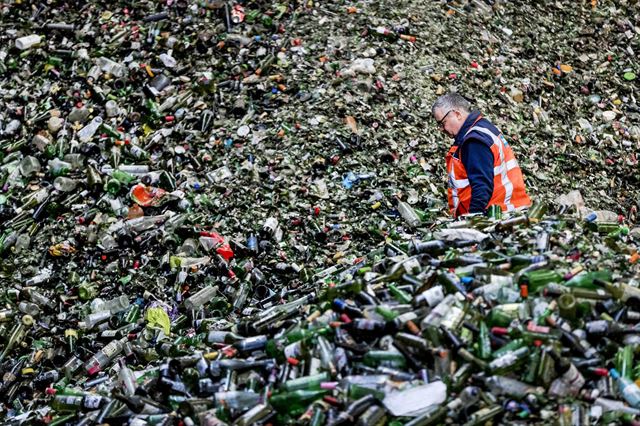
left=462, top=128, right=494, bottom=149
left=471, top=117, right=501, bottom=135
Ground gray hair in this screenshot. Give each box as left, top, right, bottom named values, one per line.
left=432, top=93, right=471, bottom=116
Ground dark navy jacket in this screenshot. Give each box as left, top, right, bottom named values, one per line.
left=451, top=111, right=497, bottom=214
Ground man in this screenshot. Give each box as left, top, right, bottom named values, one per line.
left=432, top=93, right=531, bottom=217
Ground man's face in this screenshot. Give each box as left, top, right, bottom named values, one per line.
left=434, top=108, right=464, bottom=138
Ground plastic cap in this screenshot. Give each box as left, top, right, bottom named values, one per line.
left=609, top=368, right=620, bottom=379
left=461, top=276, right=474, bottom=285
left=584, top=212, right=597, bottom=222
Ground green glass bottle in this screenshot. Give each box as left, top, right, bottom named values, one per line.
left=387, top=283, right=412, bottom=304
left=265, top=338, right=307, bottom=363
left=283, top=372, right=330, bottom=392
left=464, top=405, right=503, bottom=426
left=509, top=254, right=547, bottom=269
left=602, top=280, right=640, bottom=304
left=105, top=169, right=135, bottom=195
left=269, top=390, right=328, bottom=416
left=524, top=345, right=542, bottom=383
left=588, top=221, right=623, bottom=234
left=347, top=384, right=385, bottom=400
left=557, top=293, right=577, bottom=320
left=100, top=123, right=122, bottom=139
left=375, top=305, right=398, bottom=321
left=535, top=300, right=557, bottom=326
left=112, top=169, right=136, bottom=185
left=363, top=350, right=406, bottom=368
left=495, top=215, right=529, bottom=231
left=0, top=315, right=34, bottom=363
left=486, top=303, right=523, bottom=327
left=124, top=304, right=141, bottom=324
left=527, top=201, right=548, bottom=224
left=477, top=321, right=492, bottom=360
left=86, top=166, right=103, bottom=191
left=404, top=406, right=447, bottom=426
left=457, top=347, right=488, bottom=370
left=565, top=270, right=612, bottom=290
left=450, top=364, right=474, bottom=393
left=520, top=269, right=562, bottom=294
left=607, top=226, right=630, bottom=239
left=145, top=98, right=162, bottom=121
left=48, top=414, right=77, bottom=426
left=617, top=345, right=635, bottom=380
left=260, top=13, right=274, bottom=27
left=491, top=338, right=526, bottom=358
left=487, top=347, right=530, bottom=373
left=545, top=284, right=611, bottom=301
left=78, top=282, right=98, bottom=300
left=310, top=404, right=326, bottom=426
left=285, top=325, right=332, bottom=344
left=536, top=346, right=555, bottom=387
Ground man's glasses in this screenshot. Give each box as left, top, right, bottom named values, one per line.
left=436, top=110, right=453, bottom=129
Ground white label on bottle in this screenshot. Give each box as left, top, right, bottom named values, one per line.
left=588, top=321, right=608, bottom=334
left=334, top=347, right=348, bottom=371
left=355, top=319, right=376, bottom=330
left=403, top=258, right=421, bottom=275
left=263, top=217, right=278, bottom=234
left=422, top=286, right=445, bottom=307
left=490, top=353, right=517, bottom=370
left=441, top=306, right=463, bottom=330
left=284, top=342, right=301, bottom=359
left=548, top=378, right=567, bottom=397
left=584, top=347, right=598, bottom=359
left=207, top=331, right=226, bottom=343
left=63, top=396, right=82, bottom=405
left=83, top=395, right=102, bottom=409
left=564, top=364, right=586, bottom=395
left=102, top=341, right=122, bottom=358
left=394, top=311, right=417, bottom=326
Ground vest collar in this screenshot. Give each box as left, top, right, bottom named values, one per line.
left=454, top=110, right=482, bottom=146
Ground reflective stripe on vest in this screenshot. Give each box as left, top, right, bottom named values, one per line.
left=448, top=161, right=470, bottom=213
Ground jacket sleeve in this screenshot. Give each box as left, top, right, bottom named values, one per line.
left=460, top=139, right=494, bottom=214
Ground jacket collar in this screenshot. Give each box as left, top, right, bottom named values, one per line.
left=454, top=110, right=482, bottom=146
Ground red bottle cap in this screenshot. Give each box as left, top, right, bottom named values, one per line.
left=589, top=367, right=609, bottom=377
left=323, top=396, right=340, bottom=406
left=491, top=327, right=508, bottom=336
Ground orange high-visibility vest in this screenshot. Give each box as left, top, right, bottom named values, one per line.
left=446, top=123, right=531, bottom=217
